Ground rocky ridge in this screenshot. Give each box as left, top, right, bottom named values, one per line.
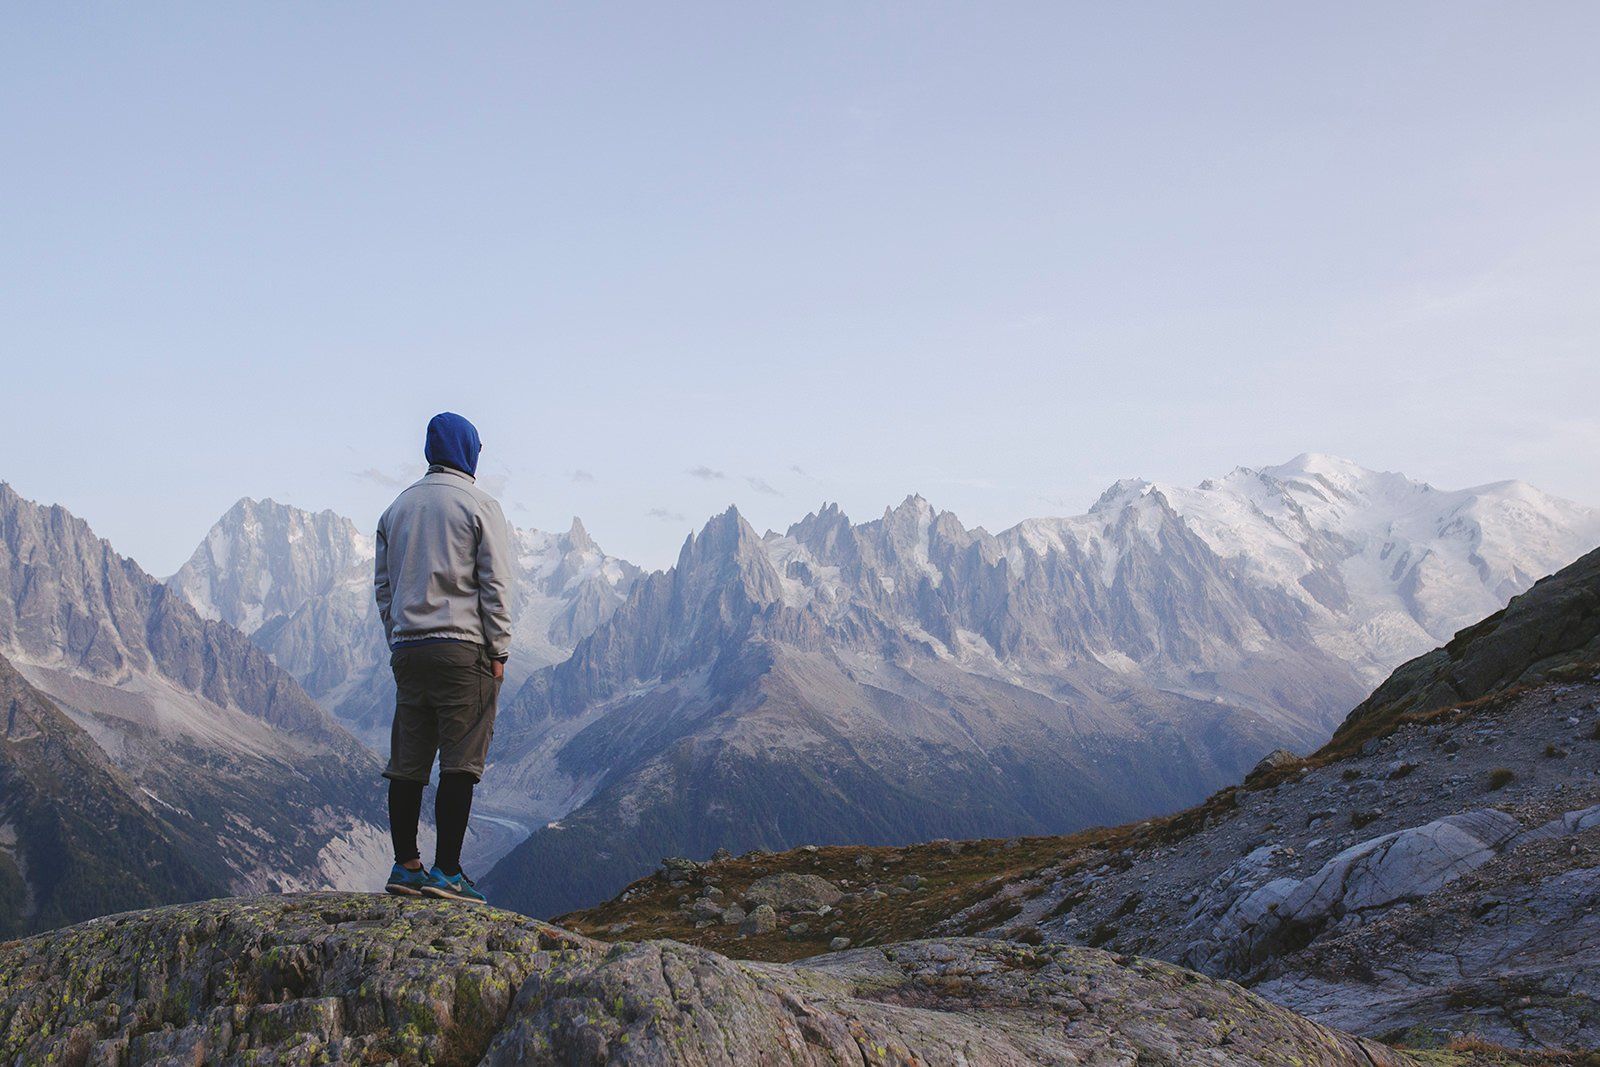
left=0, top=892, right=1422, bottom=1066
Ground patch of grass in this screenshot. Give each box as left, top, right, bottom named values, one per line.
left=1488, top=768, right=1516, bottom=791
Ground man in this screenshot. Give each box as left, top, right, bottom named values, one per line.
left=374, top=411, right=511, bottom=903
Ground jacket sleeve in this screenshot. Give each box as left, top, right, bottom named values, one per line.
left=475, top=498, right=514, bottom=660
left=374, top=514, right=394, bottom=646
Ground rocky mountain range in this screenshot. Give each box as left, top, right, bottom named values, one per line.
left=168, top=496, right=641, bottom=747
left=483, top=456, right=1600, bottom=917
left=564, top=540, right=1600, bottom=1058
left=0, top=483, right=388, bottom=936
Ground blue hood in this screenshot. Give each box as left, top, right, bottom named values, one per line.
left=424, top=412, right=482, bottom=477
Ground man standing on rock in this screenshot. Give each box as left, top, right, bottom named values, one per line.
left=374, top=412, right=511, bottom=903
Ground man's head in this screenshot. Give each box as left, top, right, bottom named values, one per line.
left=424, top=412, right=482, bottom=476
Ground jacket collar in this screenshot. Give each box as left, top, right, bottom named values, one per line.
left=425, top=464, right=476, bottom=483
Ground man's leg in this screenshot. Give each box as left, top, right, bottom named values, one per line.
left=434, top=772, right=475, bottom=875
left=385, top=648, right=439, bottom=872
left=433, top=644, right=500, bottom=877
left=388, top=779, right=425, bottom=867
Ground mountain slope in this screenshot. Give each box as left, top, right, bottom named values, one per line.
left=483, top=460, right=1597, bottom=920
left=1326, top=542, right=1600, bottom=755
left=0, top=651, right=223, bottom=938
left=0, top=482, right=388, bottom=903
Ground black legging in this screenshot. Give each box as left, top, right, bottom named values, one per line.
left=388, top=772, right=475, bottom=875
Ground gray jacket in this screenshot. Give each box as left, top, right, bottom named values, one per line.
left=374, top=466, right=513, bottom=659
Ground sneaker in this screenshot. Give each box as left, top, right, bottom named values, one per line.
left=384, top=863, right=429, bottom=897
left=420, top=866, right=487, bottom=904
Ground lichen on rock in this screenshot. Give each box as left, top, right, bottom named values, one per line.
left=0, top=892, right=1418, bottom=1065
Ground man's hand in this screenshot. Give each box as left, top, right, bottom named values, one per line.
left=491, top=659, right=505, bottom=682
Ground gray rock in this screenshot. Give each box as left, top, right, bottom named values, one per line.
left=1186, top=809, right=1524, bottom=979
left=481, top=933, right=1416, bottom=1065
left=829, top=936, right=851, bottom=950
left=744, top=872, right=843, bottom=911
left=739, top=903, right=778, bottom=935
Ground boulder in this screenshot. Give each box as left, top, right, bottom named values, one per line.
left=745, top=872, right=843, bottom=911
left=739, top=903, right=778, bottom=935
left=1185, top=809, right=1524, bottom=979
left=1248, top=748, right=1302, bottom=781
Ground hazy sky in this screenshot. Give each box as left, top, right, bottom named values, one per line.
left=4, top=4, right=1598, bottom=576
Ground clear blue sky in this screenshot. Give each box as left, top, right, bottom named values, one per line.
left=4, top=4, right=1597, bottom=575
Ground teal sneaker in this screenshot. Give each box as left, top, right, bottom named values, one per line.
left=385, top=863, right=429, bottom=897
left=420, top=866, right=487, bottom=904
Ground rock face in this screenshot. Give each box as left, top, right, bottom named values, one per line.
left=0, top=484, right=388, bottom=925
left=0, top=893, right=1416, bottom=1067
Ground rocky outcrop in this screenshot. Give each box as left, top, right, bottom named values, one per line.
left=1184, top=808, right=1526, bottom=978
left=0, top=893, right=1416, bottom=1066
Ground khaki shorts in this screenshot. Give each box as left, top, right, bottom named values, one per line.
left=383, top=641, right=500, bottom=784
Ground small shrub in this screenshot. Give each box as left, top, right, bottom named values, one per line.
left=1487, top=768, right=1515, bottom=791
left=1340, top=768, right=1361, bottom=781
left=1351, top=809, right=1382, bottom=830
left=1387, top=762, right=1417, bottom=780
left=1047, top=890, right=1088, bottom=919
left=1110, top=892, right=1142, bottom=919
left=1545, top=743, right=1569, bottom=759
left=1086, top=922, right=1119, bottom=948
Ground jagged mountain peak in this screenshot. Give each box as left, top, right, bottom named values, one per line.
left=561, top=516, right=595, bottom=553
left=1089, top=477, right=1155, bottom=513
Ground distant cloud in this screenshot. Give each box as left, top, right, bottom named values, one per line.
left=571, top=469, right=596, bottom=484
left=789, top=465, right=815, bottom=478
left=687, top=465, right=725, bottom=480
left=647, top=507, right=687, bottom=522
left=353, top=467, right=410, bottom=489
left=746, top=476, right=782, bottom=496
left=478, top=472, right=509, bottom=496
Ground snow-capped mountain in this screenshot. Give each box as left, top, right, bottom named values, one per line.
left=1023, top=453, right=1600, bottom=681
left=0, top=483, right=389, bottom=925
left=482, top=457, right=1599, bottom=916
left=168, top=497, right=641, bottom=747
